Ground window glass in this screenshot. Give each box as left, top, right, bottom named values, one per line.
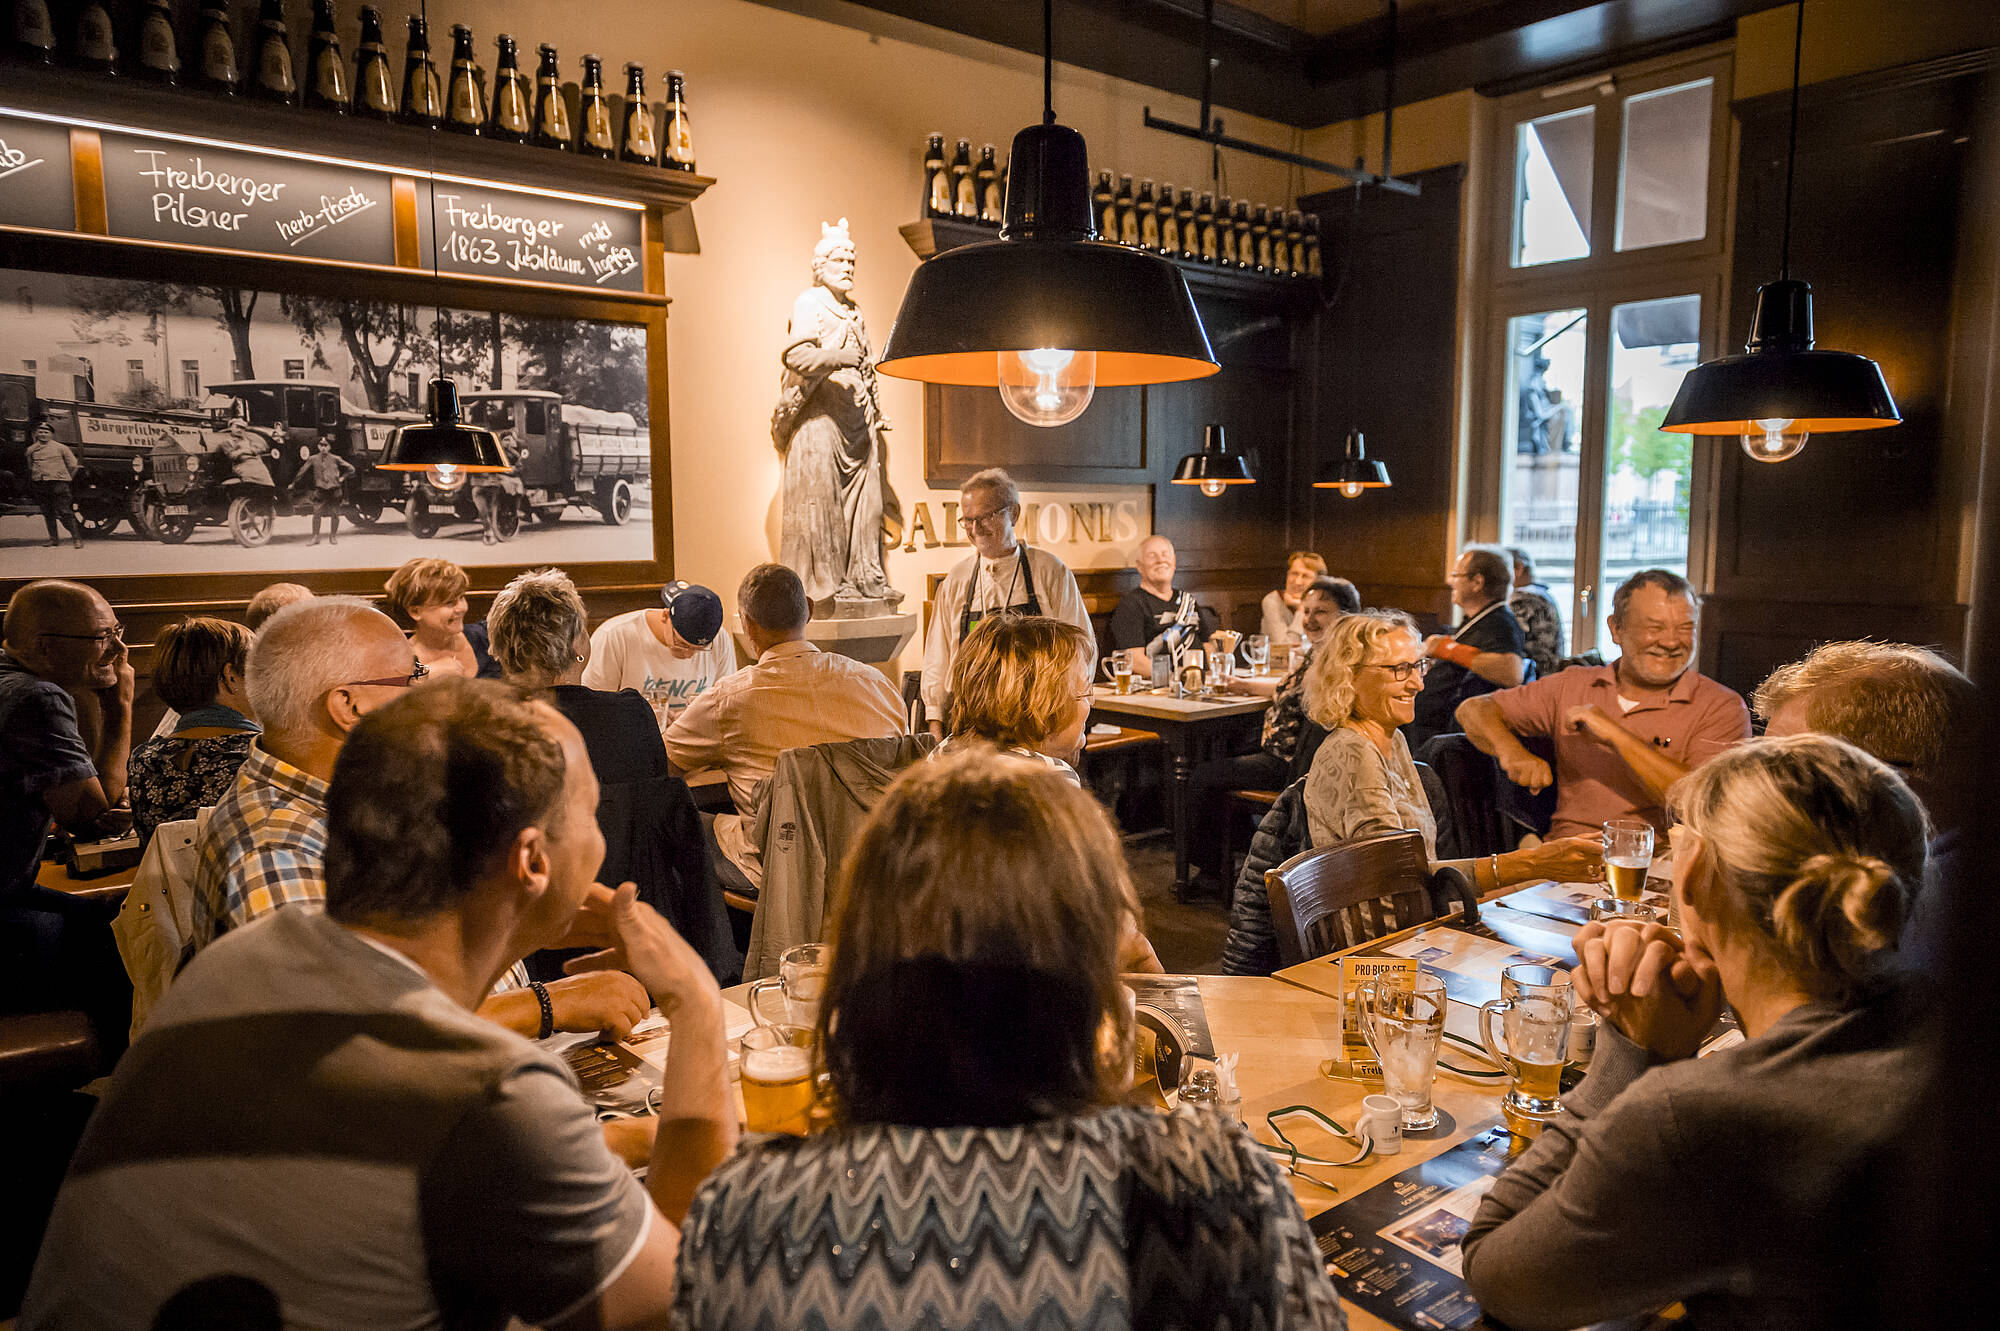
left=1513, top=108, right=1593, bottom=267
left=285, top=390, right=317, bottom=429
left=317, top=391, right=341, bottom=427
left=234, top=386, right=283, bottom=425
left=1599, top=295, right=1699, bottom=599
left=524, top=399, right=547, bottom=435
left=1616, top=80, right=1712, bottom=251
left=1501, top=308, right=1588, bottom=646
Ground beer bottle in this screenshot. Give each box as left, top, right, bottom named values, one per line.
left=1197, top=191, right=1219, bottom=263
left=1092, top=170, right=1115, bottom=238
left=1302, top=213, right=1323, bottom=277
left=10, top=0, right=56, bottom=64
left=72, top=1, right=117, bottom=74
left=1217, top=196, right=1237, bottom=266
left=532, top=43, right=572, bottom=150
left=351, top=6, right=395, bottom=119
left=1284, top=210, right=1305, bottom=277
left=976, top=144, right=1002, bottom=226
left=1268, top=209, right=1290, bottom=276
left=1231, top=200, right=1254, bottom=269
left=193, top=4, right=237, bottom=95
left=949, top=139, right=976, bottom=219
left=661, top=70, right=695, bottom=171
left=922, top=134, right=950, bottom=219
left=399, top=15, right=441, bottom=127
left=304, top=0, right=347, bottom=111
left=444, top=24, right=485, bottom=135
left=249, top=0, right=296, bottom=106
left=1178, top=188, right=1199, bottom=261
left=576, top=54, right=615, bottom=157
left=135, top=0, right=180, bottom=84
left=1137, top=180, right=1160, bottom=251
left=1114, top=174, right=1137, bottom=246
left=619, top=63, right=657, bottom=165
left=488, top=35, right=530, bottom=141
left=1158, top=182, right=1180, bottom=257
left=1252, top=205, right=1273, bottom=273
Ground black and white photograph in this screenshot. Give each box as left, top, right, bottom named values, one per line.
left=0, top=267, right=652, bottom=573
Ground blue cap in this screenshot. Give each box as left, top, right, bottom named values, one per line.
left=660, top=581, right=724, bottom=646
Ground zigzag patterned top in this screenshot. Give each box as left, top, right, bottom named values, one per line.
left=671, top=1104, right=1347, bottom=1330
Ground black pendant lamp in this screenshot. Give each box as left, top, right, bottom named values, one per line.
left=1172, top=424, right=1253, bottom=497
left=1313, top=428, right=1391, bottom=498
left=1659, top=0, right=1898, bottom=463
left=875, top=0, right=1217, bottom=427
left=376, top=0, right=510, bottom=491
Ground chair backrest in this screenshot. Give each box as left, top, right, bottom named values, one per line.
left=1264, top=830, right=1476, bottom=968
left=114, top=811, right=208, bottom=1038
left=1413, top=733, right=1512, bottom=859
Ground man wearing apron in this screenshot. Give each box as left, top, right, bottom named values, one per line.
left=919, top=468, right=1094, bottom=736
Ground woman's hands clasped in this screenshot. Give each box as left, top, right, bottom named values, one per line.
left=1571, top=920, right=1725, bottom=1062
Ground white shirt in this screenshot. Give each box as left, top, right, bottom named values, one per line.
left=919, top=544, right=1095, bottom=716
left=663, top=640, right=907, bottom=883
left=581, top=609, right=739, bottom=727
left=1260, top=590, right=1308, bottom=648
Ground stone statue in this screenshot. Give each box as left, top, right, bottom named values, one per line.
left=772, top=218, right=903, bottom=610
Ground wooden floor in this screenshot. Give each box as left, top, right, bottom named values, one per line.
left=1125, top=835, right=1231, bottom=974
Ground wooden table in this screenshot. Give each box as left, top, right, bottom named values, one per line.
left=35, top=856, right=138, bottom=906
left=1086, top=684, right=1270, bottom=897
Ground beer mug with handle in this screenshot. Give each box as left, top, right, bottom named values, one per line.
left=749, top=943, right=830, bottom=1028
left=1358, top=970, right=1447, bottom=1131
left=1478, top=964, right=1574, bottom=1126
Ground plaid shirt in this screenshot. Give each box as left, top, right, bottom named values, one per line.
left=191, top=743, right=527, bottom=990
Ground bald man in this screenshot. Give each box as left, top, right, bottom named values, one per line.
left=189, top=596, right=652, bottom=1051
left=2, top=579, right=134, bottom=1039
left=1107, top=534, right=1221, bottom=670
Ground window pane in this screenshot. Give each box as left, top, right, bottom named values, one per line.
left=1616, top=80, right=1712, bottom=251
left=1501, top=308, right=1588, bottom=650
left=1513, top=108, right=1593, bottom=267
left=1599, top=295, right=1699, bottom=603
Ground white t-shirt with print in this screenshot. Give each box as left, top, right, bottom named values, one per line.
left=582, top=609, right=739, bottom=724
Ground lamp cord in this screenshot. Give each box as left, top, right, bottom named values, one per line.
left=1779, top=0, right=1803, bottom=281
left=1043, top=0, right=1054, bottom=125
left=1382, top=0, right=1396, bottom=181
left=424, top=0, right=443, bottom=379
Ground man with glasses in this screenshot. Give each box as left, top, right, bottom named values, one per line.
left=190, top=598, right=646, bottom=1048
left=1, top=579, right=134, bottom=1038
left=919, top=468, right=1092, bottom=736
left=1457, top=568, right=1749, bottom=838
left=1405, top=544, right=1529, bottom=752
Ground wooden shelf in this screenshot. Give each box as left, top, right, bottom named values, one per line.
left=0, top=60, right=714, bottom=216
left=897, top=215, right=1320, bottom=306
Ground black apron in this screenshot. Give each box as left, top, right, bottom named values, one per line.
left=956, top=547, right=1044, bottom=644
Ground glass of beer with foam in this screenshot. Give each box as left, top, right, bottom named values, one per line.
left=1602, top=818, right=1655, bottom=901
left=1479, top=965, right=1574, bottom=1135
left=740, top=1023, right=815, bottom=1136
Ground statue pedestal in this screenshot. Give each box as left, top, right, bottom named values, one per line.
left=804, top=610, right=918, bottom=668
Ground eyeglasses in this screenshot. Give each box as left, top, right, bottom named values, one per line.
left=40, top=625, right=125, bottom=646
left=340, top=658, right=431, bottom=690
left=1364, top=659, right=1432, bottom=682
left=959, top=508, right=1008, bottom=532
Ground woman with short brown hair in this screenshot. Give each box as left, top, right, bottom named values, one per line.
left=382, top=557, right=477, bottom=678
left=673, top=750, right=1345, bottom=1330
left=128, top=617, right=258, bottom=843
left=1261, top=549, right=1329, bottom=646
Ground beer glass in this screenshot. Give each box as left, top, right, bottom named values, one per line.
left=739, top=1023, right=815, bottom=1135
left=1357, top=970, right=1447, bottom=1131
left=1602, top=819, right=1655, bottom=901
left=748, top=943, right=830, bottom=1028
left=1244, top=634, right=1270, bottom=675
left=1103, top=654, right=1134, bottom=694
left=1478, top=965, right=1574, bottom=1126
left=1588, top=897, right=1668, bottom=926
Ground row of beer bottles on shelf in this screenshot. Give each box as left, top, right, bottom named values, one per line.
left=919, top=134, right=1320, bottom=278
left=10, top=1, right=696, bottom=170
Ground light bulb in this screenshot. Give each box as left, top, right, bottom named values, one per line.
left=1339, top=480, right=1366, bottom=499
left=997, top=348, right=1096, bottom=428
left=1739, top=417, right=1809, bottom=463
left=1200, top=477, right=1227, bottom=498
left=428, top=462, right=466, bottom=491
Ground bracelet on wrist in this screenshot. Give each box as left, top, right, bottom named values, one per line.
left=529, top=980, right=554, bottom=1040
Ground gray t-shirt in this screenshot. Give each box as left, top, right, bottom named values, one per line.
left=23, top=906, right=651, bottom=1330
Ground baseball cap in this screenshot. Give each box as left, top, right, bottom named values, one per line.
left=660, top=581, right=724, bottom=647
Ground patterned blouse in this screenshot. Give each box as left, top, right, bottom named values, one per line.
left=1260, top=650, right=1315, bottom=762
left=1510, top=586, right=1565, bottom=682
left=128, top=732, right=257, bottom=846
left=673, top=1104, right=1347, bottom=1330
left=1303, top=726, right=1437, bottom=860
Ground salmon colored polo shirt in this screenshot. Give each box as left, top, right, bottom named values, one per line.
left=1489, top=662, right=1751, bottom=838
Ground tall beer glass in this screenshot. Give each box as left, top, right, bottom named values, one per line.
left=1478, top=965, right=1574, bottom=1128
left=739, top=1023, right=815, bottom=1136
left=1358, top=970, right=1447, bottom=1131
left=1602, top=819, right=1655, bottom=901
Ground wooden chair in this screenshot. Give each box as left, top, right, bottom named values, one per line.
left=1265, top=830, right=1479, bottom=968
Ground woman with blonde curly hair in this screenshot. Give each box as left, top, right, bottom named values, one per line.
left=672, top=749, right=1343, bottom=1330
left=937, top=613, right=1095, bottom=783
left=1303, top=609, right=1599, bottom=894
left=1465, top=734, right=1929, bottom=1330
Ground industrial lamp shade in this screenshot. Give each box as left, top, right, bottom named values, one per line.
left=1660, top=280, right=1900, bottom=436
left=1172, top=423, right=1253, bottom=496
left=876, top=122, right=1218, bottom=388
left=1314, top=428, right=1391, bottom=496
left=375, top=378, right=512, bottom=474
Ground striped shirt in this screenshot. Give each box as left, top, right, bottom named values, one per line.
left=191, top=743, right=528, bottom=990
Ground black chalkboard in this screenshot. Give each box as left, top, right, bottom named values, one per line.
left=0, top=114, right=76, bottom=233
left=98, top=131, right=397, bottom=265
left=417, top=180, right=645, bottom=293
